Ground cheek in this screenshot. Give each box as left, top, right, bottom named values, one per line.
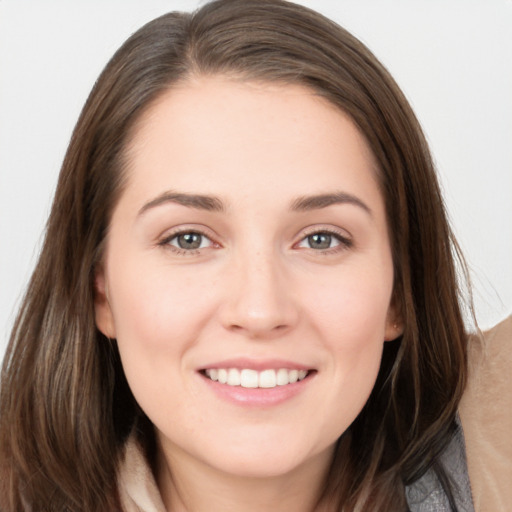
left=106, top=261, right=209, bottom=414
left=308, top=264, right=393, bottom=346
left=108, top=254, right=216, bottom=347
left=303, top=263, right=392, bottom=420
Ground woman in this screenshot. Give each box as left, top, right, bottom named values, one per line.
left=0, top=1, right=475, bottom=510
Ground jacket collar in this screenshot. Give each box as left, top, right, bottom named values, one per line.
left=117, top=433, right=167, bottom=512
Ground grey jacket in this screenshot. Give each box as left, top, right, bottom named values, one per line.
left=406, top=419, right=474, bottom=512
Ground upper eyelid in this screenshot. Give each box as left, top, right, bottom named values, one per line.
left=159, top=225, right=218, bottom=242
left=297, top=225, right=352, bottom=241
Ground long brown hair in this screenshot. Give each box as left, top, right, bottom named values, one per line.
left=0, top=1, right=469, bottom=510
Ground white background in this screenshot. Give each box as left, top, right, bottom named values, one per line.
left=1, top=0, right=511, bottom=354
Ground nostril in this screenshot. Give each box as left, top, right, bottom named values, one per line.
left=227, top=322, right=291, bottom=337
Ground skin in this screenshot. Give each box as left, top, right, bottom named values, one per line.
left=95, top=76, right=402, bottom=511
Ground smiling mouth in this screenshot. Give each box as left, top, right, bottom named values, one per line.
left=201, top=368, right=312, bottom=389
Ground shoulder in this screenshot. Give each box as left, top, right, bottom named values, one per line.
left=459, top=314, right=512, bottom=511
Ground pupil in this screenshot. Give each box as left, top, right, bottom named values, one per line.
left=309, top=233, right=331, bottom=249
left=178, top=233, right=201, bottom=249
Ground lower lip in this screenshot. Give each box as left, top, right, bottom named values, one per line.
left=199, top=372, right=314, bottom=407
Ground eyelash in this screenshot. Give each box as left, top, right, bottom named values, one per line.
left=296, top=228, right=353, bottom=254
left=158, top=228, right=217, bottom=256
left=158, top=227, right=353, bottom=256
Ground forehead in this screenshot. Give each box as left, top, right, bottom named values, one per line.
left=121, top=76, right=382, bottom=212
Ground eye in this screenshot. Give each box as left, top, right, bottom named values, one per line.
left=296, top=230, right=352, bottom=251
left=301, top=233, right=337, bottom=250
left=162, top=231, right=214, bottom=251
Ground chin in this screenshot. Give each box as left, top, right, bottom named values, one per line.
left=198, top=433, right=335, bottom=479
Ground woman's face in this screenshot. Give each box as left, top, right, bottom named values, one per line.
left=95, top=76, right=401, bottom=480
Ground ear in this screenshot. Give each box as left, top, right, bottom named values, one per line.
left=384, top=302, right=404, bottom=342
left=94, top=265, right=116, bottom=339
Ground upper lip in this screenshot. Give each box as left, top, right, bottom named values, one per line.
left=199, top=358, right=313, bottom=371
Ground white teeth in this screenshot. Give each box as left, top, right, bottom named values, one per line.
left=240, top=369, right=258, bottom=388
left=204, top=368, right=309, bottom=388
left=227, top=368, right=241, bottom=386
left=288, top=369, right=299, bottom=383
left=276, top=368, right=289, bottom=386
left=259, top=369, right=276, bottom=388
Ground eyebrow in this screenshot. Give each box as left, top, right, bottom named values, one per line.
left=138, top=190, right=371, bottom=217
left=290, top=192, right=372, bottom=216
left=138, top=191, right=225, bottom=216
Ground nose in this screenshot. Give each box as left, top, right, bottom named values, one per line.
left=219, top=249, right=299, bottom=338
